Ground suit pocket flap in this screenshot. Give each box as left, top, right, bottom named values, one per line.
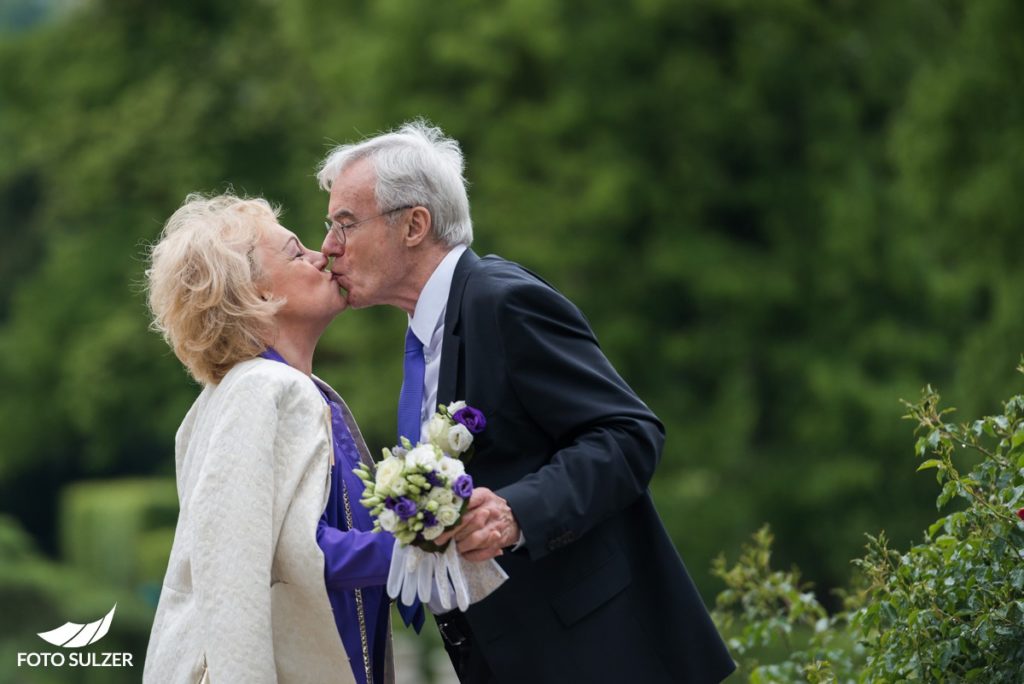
left=550, top=552, right=630, bottom=626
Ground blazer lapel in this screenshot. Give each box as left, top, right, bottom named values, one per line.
left=311, top=376, right=377, bottom=468
left=437, top=248, right=478, bottom=406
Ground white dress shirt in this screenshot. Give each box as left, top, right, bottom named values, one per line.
left=408, top=244, right=467, bottom=440
left=407, top=245, right=526, bottom=552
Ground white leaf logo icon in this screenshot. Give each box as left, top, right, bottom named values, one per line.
left=37, top=604, right=117, bottom=648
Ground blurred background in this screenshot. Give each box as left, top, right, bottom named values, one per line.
left=1, top=0, right=1021, bottom=681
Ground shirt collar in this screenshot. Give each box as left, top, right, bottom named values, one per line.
left=409, top=244, right=467, bottom=345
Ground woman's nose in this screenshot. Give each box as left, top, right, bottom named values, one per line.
left=307, top=250, right=328, bottom=270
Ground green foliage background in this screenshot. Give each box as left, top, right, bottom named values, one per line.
left=0, top=0, right=1022, bottom=679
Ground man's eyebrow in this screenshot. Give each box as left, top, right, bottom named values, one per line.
left=328, top=208, right=355, bottom=222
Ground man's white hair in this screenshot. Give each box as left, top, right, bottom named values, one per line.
left=316, top=120, right=473, bottom=247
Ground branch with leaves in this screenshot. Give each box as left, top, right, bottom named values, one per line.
left=714, top=375, right=1024, bottom=682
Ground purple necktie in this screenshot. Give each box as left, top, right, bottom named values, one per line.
left=397, top=328, right=425, bottom=444
left=395, top=327, right=426, bottom=630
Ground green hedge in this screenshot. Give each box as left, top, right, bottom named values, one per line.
left=59, top=478, right=177, bottom=590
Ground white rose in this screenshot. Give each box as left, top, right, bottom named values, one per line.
left=426, top=414, right=448, bottom=446
left=405, top=445, right=439, bottom=470
left=437, top=456, right=466, bottom=481
left=447, top=424, right=473, bottom=454
left=390, top=478, right=407, bottom=496
left=447, top=400, right=467, bottom=414
left=436, top=504, right=460, bottom=527
left=374, top=457, right=404, bottom=491
left=422, top=524, right=444, bottom=541
left=377, top=509, right=399, bottom=532
left=427, top=487, right=455, bottom=506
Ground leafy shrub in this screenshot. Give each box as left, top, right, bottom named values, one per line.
left=715, top=378, right=1024, bottom=682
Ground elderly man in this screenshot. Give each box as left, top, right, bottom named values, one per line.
left=317, top=121, right=734, bottom=684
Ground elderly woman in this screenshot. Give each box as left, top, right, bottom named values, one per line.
left=143, top=193, right=400, bottom=684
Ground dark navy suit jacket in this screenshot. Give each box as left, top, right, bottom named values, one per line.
left=437, top=250, right=735, bottom=683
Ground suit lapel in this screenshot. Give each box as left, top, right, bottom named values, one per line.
left=438, top=249, right=478, bottom=406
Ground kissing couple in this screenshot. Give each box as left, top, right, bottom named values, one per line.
left=142, top=121, right=735, bottom=684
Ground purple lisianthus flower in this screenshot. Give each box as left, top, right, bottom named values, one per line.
left=394, top=497, right=418, bottom=520
left=453, top=406, right=487, bottom=434
left=383, top=496, right=397, bottom=510
left=452, top=474, right=474, bottom=499
left=424, top=470, right=443, bottom=488
left=422, top=511, right=437, bottom=527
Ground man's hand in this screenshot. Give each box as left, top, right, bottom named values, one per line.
left=436, top=487, right=520, bottom=562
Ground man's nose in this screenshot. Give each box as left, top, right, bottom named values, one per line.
left=321, top=230, right=344, bottom=257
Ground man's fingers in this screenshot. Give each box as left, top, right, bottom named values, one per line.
left=452, top=508, right=491, bottom=542
left=435, top=517, right=481, bottom=548
left=455, top=525, right=505, bottom=554
left=454, top=527, right=489, bottom=551
left=465, top=487, right=493, bottom=510
left=432, top=488, right=517, bottom=558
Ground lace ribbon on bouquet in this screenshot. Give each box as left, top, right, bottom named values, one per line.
left=387, top=541, right=508, bottom=612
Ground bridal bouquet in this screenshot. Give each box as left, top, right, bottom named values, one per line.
left=354, top=402, right=508, bottom=612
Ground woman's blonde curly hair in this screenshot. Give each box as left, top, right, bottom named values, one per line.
left=146, top=192, right=283, bottom=385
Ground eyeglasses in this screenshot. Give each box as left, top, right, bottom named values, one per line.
left=324, top=205, right=413, bottom=249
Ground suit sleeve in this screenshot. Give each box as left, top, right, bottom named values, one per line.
left=491, top=279, right=666, bottom=561
left=190, top=373, right=279, bottom=683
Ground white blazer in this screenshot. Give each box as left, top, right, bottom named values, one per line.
left=144, top=358, right=361, bottom=683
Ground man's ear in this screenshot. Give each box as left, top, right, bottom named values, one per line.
left=405, top=206, right=432, bottom=247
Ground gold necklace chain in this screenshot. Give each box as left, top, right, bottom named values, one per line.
left=340, top=455, right=374, bottom=684
left=322, top=396, right=375, bottom=684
